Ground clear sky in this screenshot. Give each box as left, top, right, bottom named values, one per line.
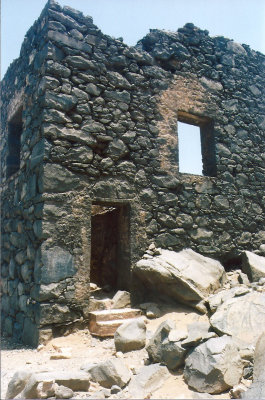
left=1, top=0, right=265, bottom=174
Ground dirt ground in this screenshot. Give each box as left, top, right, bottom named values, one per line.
left=1, top=304, right=231, bottom=399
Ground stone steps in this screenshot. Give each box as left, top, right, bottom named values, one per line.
left=89, top=308, right=142, bottom=337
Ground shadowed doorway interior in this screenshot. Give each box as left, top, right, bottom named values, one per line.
left=90, top=202, right=131, bottom=291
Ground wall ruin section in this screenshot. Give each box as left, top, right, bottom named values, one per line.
left=1, top=0, right=264, bottom=345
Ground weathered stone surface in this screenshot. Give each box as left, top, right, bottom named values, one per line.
left=134, top=249, right=226, bottom=309
left=184, top=336, right=244, bottom=394
left=46, top=60, right=71, bottom=77
left=44, top=92, right=77, bottom=112
left=39, top=303, right=77, bottom=325
left=5, top=370, right=33, bottom=399
left=230, top=383, right=249, bottom=399
left=89, top=308, right=142, bottom=337
left=128, top=364, right=170, bottom=398
left=38, top=246, right=75, bottom=284
left=41, top=163, right=80, bottom=193
left=54, top=384, right=74, bottom=399
left=242, top=251, right=265, bottom=282
left=89, top=297, right=112, bottom=312
left=111, top=290, right=131, bottom=309
left=22, top=375, right=55, bottom=399
left=146, top=320, right=187, bottom=369
left=51, top=371, right=90, bottom=391
left=106, top=139, right=129, bottom=160
left=18, top=371, right=88, bottom=398
left=210, top=292, right=265, bottom=346
left=191, top=392, right=214, bottom=399
left=38, top=282, right=63, bottom=301
left=181, top=321, right=216, bottom=348
left=22, top=318, right=39, bottom=347
left=50, top=346, right=72, bottom=359
left=86, top=83, right=101, bottom=96
left=114, top=318, right=146, bottom=352
left=88, top=358, right=132, bottom=388
left=48, top=30, right=92, bottom=53
left=140, top=302, right=161, bottom=318
left=242, top=331, right=265, bottom=399
left=208, top=286, right=250, bottom=313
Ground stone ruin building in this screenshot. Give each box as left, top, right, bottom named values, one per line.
left=1, top=0, right=264, bottom=346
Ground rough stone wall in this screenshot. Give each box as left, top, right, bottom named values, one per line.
left=0, top=4, right=53, bottom=345
left=1, top=0, right=264, bottom=345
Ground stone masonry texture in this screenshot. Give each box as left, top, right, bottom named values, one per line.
left=1, top=0, right=264, bottom=346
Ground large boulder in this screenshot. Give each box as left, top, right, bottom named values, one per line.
left=184, top=336, right=244, bottom=394
left=210, top=292, right=265, bottom=346
left=5, top=370, right=33, bottom=399
left=146, top=320, right=187, bottom=370
left=114, top=318, right=146, bottom=352
left=133, top=249, right=226, bottom=310
left=242, top=331, right=265, bottom=399
left=242, top=251, right=265, bottom=282
left=88, top=358, right=132, bottom=388
left=127, top=364, right=170, bottom=398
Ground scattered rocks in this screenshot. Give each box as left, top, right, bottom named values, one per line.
left=181, top=321, right=216, bottom=348
left=146, top=320, right=187, bottom=369
left=230, top=382, right=249, bottom=399
left=114, top=318, right=146, bottom=352
left=139, top=302, right=161, bottom=318
left=184, top=335, right=244, bottom=394
left=89, top=297, right=112, bottom=312
left=127, top=364, right=170, bottom=398
left=54, top=384, right=74, bottom=399
left=50, top=345, right=72, bottom=359
left=88, top=358, right=132, bottom=388
left=22, top=374, right=55, bottom=399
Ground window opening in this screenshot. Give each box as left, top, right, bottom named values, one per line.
left=178, top=112, right=216, bottom=177
left=6, top=107, right=23, bottom=178
left=178, top=122, right=202, bottom=175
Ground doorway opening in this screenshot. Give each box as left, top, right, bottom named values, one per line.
left=90, top=202, right=131, bottom=292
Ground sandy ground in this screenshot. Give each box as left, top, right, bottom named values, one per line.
left=1, top=304, right=231, bottom=399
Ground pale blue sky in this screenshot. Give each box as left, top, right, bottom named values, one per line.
left=178, top=122, right=203, bottom=175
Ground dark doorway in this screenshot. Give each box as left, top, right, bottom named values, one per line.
left=90, top=202, right=130, bottom=291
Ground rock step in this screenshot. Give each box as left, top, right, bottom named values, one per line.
left=89, top=308, right=142, bottom=337
left=89, top=317, right=141, bottom=337
left=89, top=308, right=141, bottom=323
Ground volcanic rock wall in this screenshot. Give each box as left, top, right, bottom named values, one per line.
left=1, top=0, right=264, bottom=345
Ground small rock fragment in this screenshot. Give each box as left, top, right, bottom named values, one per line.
left=111, top=291, right=131, bottom=309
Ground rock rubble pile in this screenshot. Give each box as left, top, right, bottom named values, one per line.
left=5, top=246, right=265, bottom=399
